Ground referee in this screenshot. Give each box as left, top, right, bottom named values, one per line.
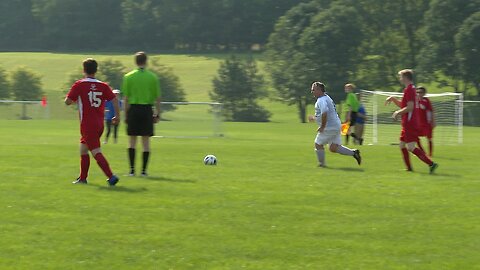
left=122, top=52, right=161, bottom=177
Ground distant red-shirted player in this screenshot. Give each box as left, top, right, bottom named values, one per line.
left=416, top=86, right=435, bottom=157
left=385, top=69, right=438, bottom=174
left=65, top=58, right=121, bottom=185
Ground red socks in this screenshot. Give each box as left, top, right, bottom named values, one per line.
left=401, top=148, right=412, bottom=171
left=412, top=148, right=433, bottom=166
left=80, top=154, right=90, bottom=180
left=94, top=153, right=113, bottom=178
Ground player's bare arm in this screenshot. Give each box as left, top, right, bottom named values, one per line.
left=429, top=110, right=436, bottom=128
left=65, top=97, right=74, bottom=105
left=317, top=112, right=327, bottom=133
left=111, top=97, right=121, bottom=125
left=345, top=110, right=352, bottom=122
left=392, top=100, right=414, bottom=121
left=154, top=97, right=161, bottom=123
left=385, top=96, right=401, bottom=107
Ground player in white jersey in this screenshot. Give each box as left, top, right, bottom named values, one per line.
left=309, top=82, right=362, bottom=167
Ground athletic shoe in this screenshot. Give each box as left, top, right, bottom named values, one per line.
left=318, top=164, right=327, bottom=168
left=128, top=169, right=135, bottom=177
left=429, top=163, right=439, bottom=174
left=353, top=149, right=362, bottom=165
left=107, top=175, right=120, bottom=186
left=72, top=178, right=87, bottom=184
left=141, top=172, right=148, bottom=177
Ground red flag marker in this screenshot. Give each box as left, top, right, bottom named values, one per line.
left=41, top=96, right=47, bottom=107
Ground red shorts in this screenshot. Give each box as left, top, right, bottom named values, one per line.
left=418, top=125, right=433, bottom=139
left=80, top=127, right=103, bottom=151
left=400, top=128, right=418, bottom=143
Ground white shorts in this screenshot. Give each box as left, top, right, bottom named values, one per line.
left=315, top=130, right=342, bottom=145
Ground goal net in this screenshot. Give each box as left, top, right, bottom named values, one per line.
left=460, top=100, right=480, bottom=127
left=0, top=100, right=49, bottom=120
left=360, top=90, right=463, bottom=145
left=154, top=102, right=223, bottom=138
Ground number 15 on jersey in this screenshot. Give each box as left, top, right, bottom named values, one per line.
left=88, top=91, right=103, bottom=108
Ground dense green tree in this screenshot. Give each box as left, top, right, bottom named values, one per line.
left=32, top=0, right=122, bottom=50
left=98, top=60, right=127, bottom=90
left=10, top=67, right=43, bottom=119
left=266, top=2, right=322, bottom=123
left=267, top=1, right=363, bottom=122
left=211, top=56, right=270, bottom=122
left=0, top=67, right=10, bottom=100
left=149, top=59, right=187, bottom=115
left=419, top=0, right=480, bottom=91
left=455, top=11, right=480, bottom=96
left=0, top=0, right=39, bottom=50
left=11, top=67, right=43, bottom=101
left=351, top=0, right=429, bottom=90
left=300, top=2, right=363, bottom=100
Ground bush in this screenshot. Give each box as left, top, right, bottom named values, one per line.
left=149, top=59, right=186, bottom=115
left=0, top=67, right=10, bottom=99
left=10, top=66, right=43, bottom=101
left=211, top=56, right=271, bottom=122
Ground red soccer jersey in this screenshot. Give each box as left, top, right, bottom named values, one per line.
left=66, top=78, right=116, bottom=133
left=418, top=97, right=433, bottom=127
left=401, top=84, right=419, bottom=130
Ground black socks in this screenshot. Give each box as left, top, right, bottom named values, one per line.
left=128, top=149, right=151, bottom=174
left=142, top=152, right=150, bottom=173
left=128, top=148, right=135, bottom=174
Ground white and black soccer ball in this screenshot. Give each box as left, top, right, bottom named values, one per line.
left=203, top=155, right=217, bottom=165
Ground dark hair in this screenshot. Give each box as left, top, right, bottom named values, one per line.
left=135, top=51, right=147, bottom=66
left=417, top=86, right=427, bottom=93
left=83, top=58, right=98, bottom=75
left=398, top=69, right=414, bottom=81
left=313, top=81, right=326, bottom=92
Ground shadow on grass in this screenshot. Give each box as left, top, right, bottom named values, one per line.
left=332, top=167, right=365, bottom=172
left=416, top=172, right=463, bottom=178
left=142, top=176, right=197, bottom=184
left=122, top=175, right=197, bottom=184
left=88, top=183, right=148, bottom=193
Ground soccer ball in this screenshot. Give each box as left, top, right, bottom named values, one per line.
left=203, top=155, right=217, bottom=165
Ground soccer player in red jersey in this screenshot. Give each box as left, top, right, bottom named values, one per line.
left=416, top=86, right=435, bottom=157
left=385, top=69, right=438, bottom=174
left=65, top=58, right=121, bottom=185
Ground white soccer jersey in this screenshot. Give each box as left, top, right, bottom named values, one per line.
left=315, top=94, right=341, bottom=131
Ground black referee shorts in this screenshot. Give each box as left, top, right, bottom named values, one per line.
left=127, top=104, right=154, bottom=136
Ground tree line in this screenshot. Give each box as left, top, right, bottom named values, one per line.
left=1, top=0, right=478, bottom=123
left=0, top=0, right=304, bottom=51
left=266, top=0, right=480, bottom=122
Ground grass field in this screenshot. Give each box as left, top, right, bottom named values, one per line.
left=1, top=52, right=479, bottom=269
left=0, top=119, right=479, bottom=269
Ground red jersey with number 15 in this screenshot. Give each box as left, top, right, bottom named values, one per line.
left=67, top=78, right=116, bottom=132
left=401, top=84, right=419, bottom=130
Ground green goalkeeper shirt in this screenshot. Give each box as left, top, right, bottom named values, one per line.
left=122, top=68, right=161, bottom=105
left=346, top=92, right=360, bottom=112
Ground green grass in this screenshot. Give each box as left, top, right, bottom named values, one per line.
left=0, top=52, right=479, bottom=268
left=0, top=119, right=479, bottom=269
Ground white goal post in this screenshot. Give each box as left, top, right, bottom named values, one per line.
left=0, top=100, right=49, bottom=120
left=359, top=90, right=463, bottom=145
left=154, top=101, right=224, bottom=138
